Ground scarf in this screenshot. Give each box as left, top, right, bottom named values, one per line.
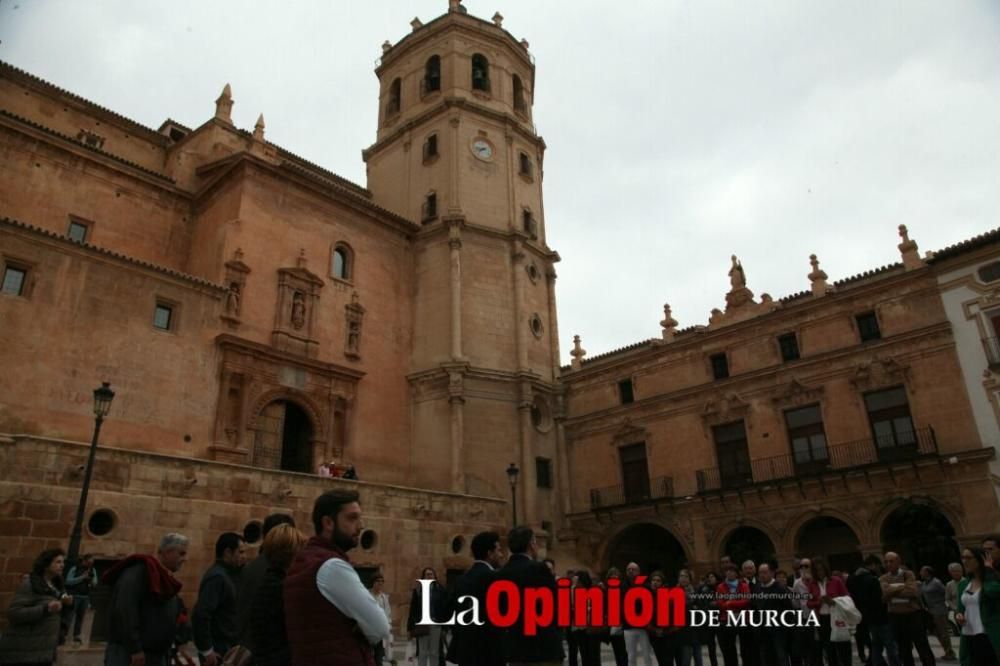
left=101, top=554, right=182, bottom=600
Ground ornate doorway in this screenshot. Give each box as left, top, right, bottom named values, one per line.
left=252, top=400, right=315, bottom=473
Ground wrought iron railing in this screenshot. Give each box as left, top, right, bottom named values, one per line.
left=696, top=427, right=938, bottom=492
left=590, top=475, right=673, bottom=510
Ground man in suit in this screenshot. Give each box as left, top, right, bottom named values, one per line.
left=446, top=531, right=505, bottom=666
left=495, top=526, right=564, bottom=666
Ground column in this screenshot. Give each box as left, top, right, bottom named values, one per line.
left=449, top=221, right=463, bottom=360
left=518, top=382, right=537, bottom=526
left=511, top=240, right=528, bottom=370
left=546, top=266, right=561, bottom=381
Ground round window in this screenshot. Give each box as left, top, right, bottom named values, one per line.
left=531, top=396, right=553, bottom=433
left=526, top=264, right=540, bottom=283
left=529, top=314, right=544, bottom=338
left=451, top=535, right=466, bottom=554
left=87, top=509, right=116, bottom=537
left=360, top=529, right=378, bottom=550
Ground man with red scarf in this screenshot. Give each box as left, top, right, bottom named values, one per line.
left=284, top=489, right=390, bottom=666
left=103, top=533, right=189, bottom=666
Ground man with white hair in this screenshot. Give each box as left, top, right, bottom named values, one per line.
left=103, top=533, right=190, bottom=666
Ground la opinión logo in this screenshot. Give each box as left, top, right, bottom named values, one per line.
left=415, top=576, right=686, bottom=636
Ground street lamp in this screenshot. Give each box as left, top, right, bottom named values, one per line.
left=67, top=382, right=115, bottom=566
left=506, top=462, right=519, bottom=527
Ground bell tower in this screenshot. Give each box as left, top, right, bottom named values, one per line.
left=364, top=1, right=567, bottom=537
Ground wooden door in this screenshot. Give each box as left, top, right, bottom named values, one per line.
left=253, top=401, right=286, bottom=470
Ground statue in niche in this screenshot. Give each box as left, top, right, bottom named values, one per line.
left=347, top=320, right=361, bottom=354
left=729, top=255, right=746, bottom=290
left=291, top=291, right=306, bottom=329
left=226, top=282, right=242, bottom=316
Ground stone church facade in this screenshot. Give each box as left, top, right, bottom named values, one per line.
left=1, top=0, right=999, bottom=636
left=0, top=1, right=565, bottom=623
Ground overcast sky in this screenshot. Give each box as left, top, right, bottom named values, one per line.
left=2, top=1, right=999, bottom=362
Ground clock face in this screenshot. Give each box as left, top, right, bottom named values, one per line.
left=471, top=139, right=494, bottom=161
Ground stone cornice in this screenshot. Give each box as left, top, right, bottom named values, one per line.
left=216, top=334, right=365, bottom=380
left=363, top=96, right=544, bottom=162
left=0, top=60, right=169, bottom=145
left=377, top=12, right=534, bottom=83
left=0, top=215, right=226, bottom=294
left=562, top=321, right=955, bottom=435
left=0, top=110, right=183, bottom=192
left=190, top=153, right=420, bottom=238
left=566, top=268, right=940, bottom=376
left=415, top=218, right=559, bottom=262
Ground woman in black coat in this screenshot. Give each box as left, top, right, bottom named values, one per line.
left=0, top=548, right=72, bottom=665
left=407, top=567, right=448, bottom=666
left=250, top=524, right=308, bottom=666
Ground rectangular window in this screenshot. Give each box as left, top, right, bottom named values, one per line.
left=856, top=312, right=881, bottom=342
left=1, top=265, right=27, bottom=296
left=713, top=421, right=752, bottom=489
left=864, top=386, right=916, bottom=460
left=423, top=134, right=438, bottom=162
left=519, top=152, right=533, bottom=178
left=522, top=210, right=537, bottom=239
left=535, top=457, right=552, bottom=489
left=785, top=404, right=829, bottom=474
left=67, top=220, right=89, bottom=243
left=778, top=333, right=800, bottom=362
left=422, top=193, right=437, bottom=222
left=618, top=443, right=650, bottom=503
left=153, top=303, right=174, bottom=331
left=618, top=379, right=634, bottom=405
left=710, top=353, right=729, bottom=380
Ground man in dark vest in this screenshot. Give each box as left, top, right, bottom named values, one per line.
left=446, top=531, right=505, bottom=666
left=284, top=489, right=390, bottom=666
left=495, top=526, right=564, bottom=666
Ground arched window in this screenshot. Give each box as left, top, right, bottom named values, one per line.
left=513, top=74, right=526, bottom=113
left=387, top=78, right=401, bottom=115
left=331, top=243, right=353, bottom=281
left=424, top=55, right=441, bottom=95
left=471, top=54, right=490, bottom=92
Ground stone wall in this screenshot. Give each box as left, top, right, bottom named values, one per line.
left=0, top=434, right=507, bottom=633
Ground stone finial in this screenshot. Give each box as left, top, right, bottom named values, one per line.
left=448, top=0, right=462, bottom=12
left=253, top=113, right=265, bottom=141
left=660, top=303, right=679, bottom=342
left=492, top=12, right=504, bottom=27
left=411, top=17, right=423, bottom=31
left=381, top=40, right=392, bottom=54
left=233, top=247, right=244, bottom=262
left=297, top=248, right=307, bottom=268
left=215, top=83, right=233, bottom=124
left=520, top=38, right=530, bottom=50
left=808, top=253, right=830, bottom=296
left=570, top=335, right=586, bottom=370
left=898, top=224, right=924, bottom=270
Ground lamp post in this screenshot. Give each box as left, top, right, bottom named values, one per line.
left=66, top=382, right=115, bottom=566
left=506, top=462, right=519, bottom=528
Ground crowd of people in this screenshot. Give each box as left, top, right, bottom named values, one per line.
left=0, top=494, right=997, bottom=666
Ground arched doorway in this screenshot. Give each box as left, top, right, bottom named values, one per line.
left=722, top=527, right=777, bottom=568
left=797, top=517, right=862, bottom=573
left=881, top=502, right=960, bottom=576
left=607, top=523, right=687, bottom=582
left=252, top=400, right=315, bottom=473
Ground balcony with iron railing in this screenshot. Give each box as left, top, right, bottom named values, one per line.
left=589, top=475, right=674, bottom=510
left=696, top=427, right=938, bottom=493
